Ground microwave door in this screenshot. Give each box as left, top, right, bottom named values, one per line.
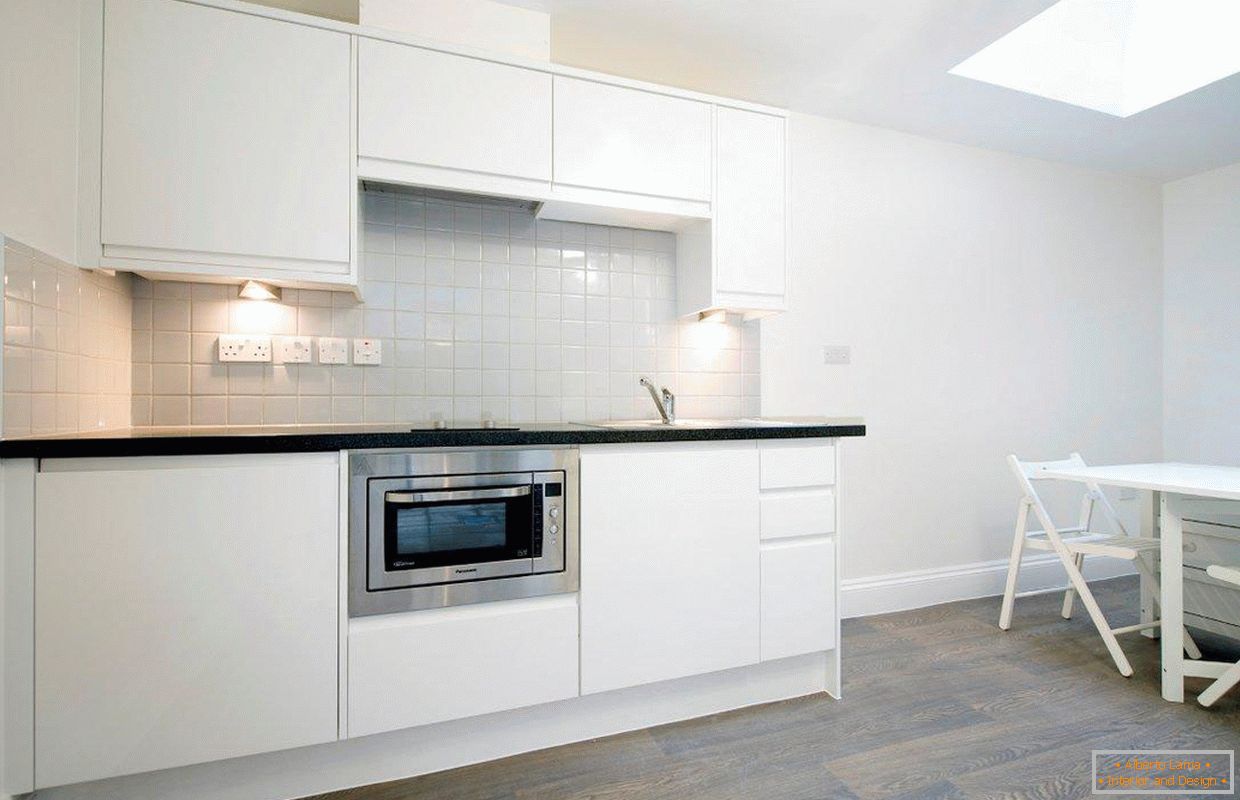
left=374, top=484, right=535, bottom=589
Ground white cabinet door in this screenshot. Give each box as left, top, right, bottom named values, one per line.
left=760, top=538, right=836, bottom=661
left=101, top=0, right=352, bottom=277
left=580, top=444, right=759, bottom=694
left=553, top=77, right=712, bottom=202
left=34, top=454, right=339, bottom=788
left=714, top=106, right=786, bottom=299
left=358, top=38, right=552, bottom=190
left=348, top=595, right=579, bottom=737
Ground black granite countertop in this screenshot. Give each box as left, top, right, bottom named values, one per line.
left=0, top=417, right=865, bottom=459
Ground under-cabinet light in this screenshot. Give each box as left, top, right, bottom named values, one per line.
left=238, top=280, right=282, bottom=302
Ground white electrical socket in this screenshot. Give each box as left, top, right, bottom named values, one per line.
left=822, top=345, right=851, bottom=365
left=218, top=335, right=272, bottom=363
left=277, top=336, right=313, bottom=364
left=318, top=337, right=348, bottom=364
left=353, top=338, right=382, bottom=365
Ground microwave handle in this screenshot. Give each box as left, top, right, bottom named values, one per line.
left=384, top=486, right=532, bottom=504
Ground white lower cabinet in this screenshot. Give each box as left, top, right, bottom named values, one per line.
left=761, top=539, right=837, bottom=661
left=347, top=595, right=580, bottom=737
left=33, top=455, right=340, bottom=789
left=579, top=444, right=761, bottom=694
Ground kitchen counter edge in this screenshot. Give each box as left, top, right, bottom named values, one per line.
left=0, top=422, right=866, bottom=460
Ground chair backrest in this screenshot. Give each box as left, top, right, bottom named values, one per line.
left=1007, top=452, right=1128, bottom=537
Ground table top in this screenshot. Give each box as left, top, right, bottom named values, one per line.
left=1040, top=462, right=1240, bottom=501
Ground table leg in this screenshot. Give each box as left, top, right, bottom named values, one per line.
left=1160, top=493, right=1185, bottom=702
left=1141, top=490, right=1159, bottom=638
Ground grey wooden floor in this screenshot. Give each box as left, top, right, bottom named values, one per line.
left=309, top=578, right=1240, bottom=800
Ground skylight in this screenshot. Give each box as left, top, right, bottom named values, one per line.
left=949, top=0, right=1240, bottom=117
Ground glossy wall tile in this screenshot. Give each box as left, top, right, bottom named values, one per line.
left=1, top=236, right=133, bottom=436
left=127, top=190, right=761, bottom=426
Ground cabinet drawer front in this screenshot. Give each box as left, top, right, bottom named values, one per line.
left=760, top=442, right=835, bottom=489
left=1183, top=520, right=1240, bottom=571
left=1184, top=567, right=1240, bottom=626
left=348, top=596, right=579, bottom=737
left=760, top=539, right=836, bottom=661
left=553, top=77, right=711, bottom=202
left=359, top=39, right=552, bottom=181
left=760, top=490, right=834, bottom=540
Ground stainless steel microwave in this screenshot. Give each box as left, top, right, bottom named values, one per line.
left=348, top=448, right=579, bottom=616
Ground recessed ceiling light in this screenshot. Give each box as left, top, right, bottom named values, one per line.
left=949, top=0, right=1240, bottom=117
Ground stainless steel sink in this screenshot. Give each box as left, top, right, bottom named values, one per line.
left=581, top=418, right=799, bottom=430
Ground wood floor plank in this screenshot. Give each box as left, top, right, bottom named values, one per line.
left=301, top=577, right=1240, bottom=800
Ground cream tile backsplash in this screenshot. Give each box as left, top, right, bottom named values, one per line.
left=130, top=191, right=760, bottom=427
left=2, top=237, right=133, bottom=436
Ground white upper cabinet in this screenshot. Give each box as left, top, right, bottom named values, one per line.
left=579, top=444, right=760, bottom=695
left=100, top=0, right=353, bottom=285
left=552, top=76, right=712, bottom=209
left=677, top=106, right=788, bottom=316
left=358, top=38, right=552, bottom=195
left=714, top=106, right=787, bottom=300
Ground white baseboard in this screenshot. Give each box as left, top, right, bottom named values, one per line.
left=842, top=553, right=1136, bottom=619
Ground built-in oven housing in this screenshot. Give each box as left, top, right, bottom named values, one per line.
left=349, top=448, right=578, bottom=616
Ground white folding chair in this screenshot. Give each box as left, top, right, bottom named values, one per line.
left=1198, top=565, right=1240, bottom=707
left=999, top=453, right=1201, bottom=677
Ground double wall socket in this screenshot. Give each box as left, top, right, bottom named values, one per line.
left=218, top=335, right=272, bottom=362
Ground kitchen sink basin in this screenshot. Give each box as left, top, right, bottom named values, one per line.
left=581, top=418, right=799, bottom=430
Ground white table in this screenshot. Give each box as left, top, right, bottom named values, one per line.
left=1039, top=463, right=1240, bottom=702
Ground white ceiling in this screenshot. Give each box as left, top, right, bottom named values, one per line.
left=498, top=0, right=1240, bottom=180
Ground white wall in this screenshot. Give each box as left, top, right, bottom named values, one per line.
left=1163, top=161, right=1240, bottom=467
left=0, top=0, right=83, bottom=265
left=762, top=113, right=1164, bottom=590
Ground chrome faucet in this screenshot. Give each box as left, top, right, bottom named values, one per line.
left=638, top=376, right=676, bottom=424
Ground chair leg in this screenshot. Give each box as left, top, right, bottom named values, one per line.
left=1062, top=553, right=1084, bottom=619
left=999, top=503, right=1029, bottom=630
left=1133, top=555, right=1202, bottom=659
left=1059, top=552, right=1134, bottom=676
left=1198, top=660, right=1240, bottom=707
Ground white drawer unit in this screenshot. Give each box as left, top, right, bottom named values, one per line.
left=1182, top=518, right=1240, bottom=572
left=760, top=489, right=835, bottom=540
left=357, top=38, right=553, bottom=195
left=1184, top=566, right=1240, bottom=629
left=348, top=595, right=579, bottom=737
left=761, top=538, right=837, bottom=661
left=760, top=441, right=837, bottom=489
left=756, top=440, right=838, bottom=664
